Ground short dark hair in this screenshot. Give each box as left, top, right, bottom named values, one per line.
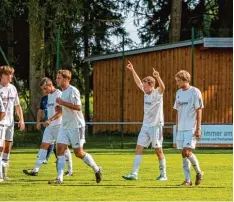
left=40, top=77, right=52, bottom=87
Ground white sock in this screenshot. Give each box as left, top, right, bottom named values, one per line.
left=57, top=156, right=65, bottom=181
left=159, top=158, right=166, bottom=177
left=82, top=153, right=99, bottom=173
left=34, top=149, right=47, bottom=172
left=183, top=157, right=191, bottom=182
left=132, top=155, right=142, bottom=175
left=64, top=149, right=73, bottom=174
left=2, top=153, right=10, bottom=165
left=0, top=153, right=2, bottom=178
left=188, top=153, right=201, bottom=174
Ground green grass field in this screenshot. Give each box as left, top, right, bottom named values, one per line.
left=1, top=147, right=232, bottom=201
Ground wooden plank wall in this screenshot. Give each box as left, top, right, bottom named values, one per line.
left=92, top=46, right=233, bottom=133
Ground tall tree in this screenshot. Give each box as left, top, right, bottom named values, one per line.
left=28, top=0, right=45, bottom=118
left=169, top=0, right=182, bottom=42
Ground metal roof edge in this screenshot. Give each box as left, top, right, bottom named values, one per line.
left=84, top=37, right=232, bottom=62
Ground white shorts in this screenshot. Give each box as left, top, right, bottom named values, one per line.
left=0, top=126, right=6, bottom=147
left=137, top=126, right=163, bottom=148
left=5, top=124, right=14, bottom=142
left=42, top=125, right=61, bottom=144
left=56, top=127, right=86, bottom=149
left=176, top=130, right=196, bottom=149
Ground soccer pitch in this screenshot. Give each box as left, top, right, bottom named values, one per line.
left=1, top=148, right=232, bottom=201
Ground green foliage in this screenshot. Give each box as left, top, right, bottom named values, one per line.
left=133, top=0, right=233, bottom=45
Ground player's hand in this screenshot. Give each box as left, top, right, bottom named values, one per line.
left=126, top=61, right=134, bottom=71
left=153, top=68, right=159, bottom=77
left=18, top=120, right=25, bottom=131
left=43, top=120, right=51, bottom=127
left=56, top=98, right=63, bottom=105
left=195, top=129, right=201, bottom=140
left=36, top=122, right=41, bottom=130
left=55, top=105, right=62, bottom=112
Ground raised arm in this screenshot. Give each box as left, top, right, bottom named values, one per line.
left=152, top=68, right=165, bottom=94
left=126, top=61, right=143, bottom=92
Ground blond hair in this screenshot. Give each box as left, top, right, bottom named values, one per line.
left=142, top=76, right=155, bottom=87
left=58, top=70, right=72, bottom=81
left=175, top=70, right=191, bottom=83
left=0, top=66, right=14, bottom=78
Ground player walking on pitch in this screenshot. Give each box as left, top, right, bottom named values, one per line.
left=48, top=70, right=102, bottom=184
left=23, top=77, right=73, bottom=176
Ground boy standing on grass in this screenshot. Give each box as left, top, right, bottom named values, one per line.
left=0, top=66, right=25, bottom=180
left=174, top=70, right=204, bottom=186
left=122, top=61, right=167, bottom=181
left=0, top=96, right=6, bottom=182
left=36, top=92, right=56, bottom=164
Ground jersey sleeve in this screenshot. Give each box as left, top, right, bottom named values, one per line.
left=194, top=88, right=204, bottom=109
left=0, top=97, right=5, bottom=113
left=155, top=87, right=163, bottom=96
left=71, top=88, right=81, bottom=105
left=14, top=87, right=20, bottom=106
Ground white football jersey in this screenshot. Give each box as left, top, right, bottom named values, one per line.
left=47, top=89, right=62, bottom=127
left=174, top=86, right=204, bottom=131
left=142, top=88, right=164, bottom=127
left=61, top=85, right=85, bottom=129
left=0, top=84, right=20, bottom=126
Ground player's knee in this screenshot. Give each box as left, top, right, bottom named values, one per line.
left=182, top=148, right=192, bottom=157
left=155, top=148, right=163, bottom=156
left=74, top=148, right=85, bottom=158
left=135, top=145, right=144, bottom=154
left=40, top=143, right=50, bottom=150
left=74, top=151, right=84, bottom=158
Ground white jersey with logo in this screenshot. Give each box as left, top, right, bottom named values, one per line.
left=173, top=86, right=204, bottom=131
left=142, top=87, right=164, bottom=127
left=61, top=85, right=85, bottom=129
left=47, top=89, right=62, bottom=127
left=0, top=84, right=20, bottom=126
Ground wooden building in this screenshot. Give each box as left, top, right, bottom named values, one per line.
left=85, top=38, right=233, bottom=133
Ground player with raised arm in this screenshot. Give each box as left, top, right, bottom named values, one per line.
left=174, top=70, right=204, bottom=186
left=122, top=61, right=167, bottom=181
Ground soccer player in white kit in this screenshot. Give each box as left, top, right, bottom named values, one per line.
left=0, top=66, right=25, bottom=180
left=0, top=96, right=6, bottom=182
left=122, top=61, right=167, bottom=181
left=48, top=70, right=102, bottom=184
left=174, top=70, right=204, bottom=186
left=23, top=77, right=73, bottom=176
